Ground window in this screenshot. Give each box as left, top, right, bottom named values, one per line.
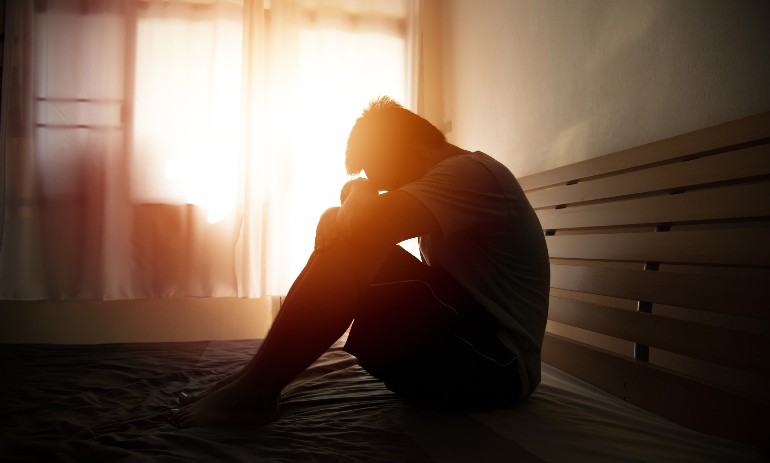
left=9, top=0, right=418, bottom=298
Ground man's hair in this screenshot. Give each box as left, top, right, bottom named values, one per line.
left=345, top=96, right=446, bottom=175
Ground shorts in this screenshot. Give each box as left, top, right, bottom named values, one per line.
left=344, top=247, right=522, bottom=410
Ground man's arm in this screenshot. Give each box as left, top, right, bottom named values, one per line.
left=336, top=179, right=440, bottom=250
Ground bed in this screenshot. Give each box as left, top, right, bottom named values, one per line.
left=3, top=112, right=769, bottom=462
left=0, top=335, right=762, bottom=462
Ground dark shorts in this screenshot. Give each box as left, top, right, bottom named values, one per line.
left=344, top=247, right=522, bottom=410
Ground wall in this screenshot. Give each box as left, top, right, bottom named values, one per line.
left=0, top=297, right=279, bottom=344
left=440, top=0, right=770, bottom=177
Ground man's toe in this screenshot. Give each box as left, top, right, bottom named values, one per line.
left=179, top=416, right=195, bottom=428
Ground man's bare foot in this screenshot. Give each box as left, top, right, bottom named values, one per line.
left=178, top=371, right=240, bottom=405
left=178, top=359, right=254, bottom=405
left=169, top=377, right=279, bottom=429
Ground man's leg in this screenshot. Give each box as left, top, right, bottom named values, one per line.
left=169, top=234, right=398, bottom=428
left=344, top=246, right=477, bottom=377
left=346, top=249, right=522, bottom=410
left=178, top=252, right=321, bottom=405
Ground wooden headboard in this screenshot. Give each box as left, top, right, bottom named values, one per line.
left=518, top=111, right=770, bottom=449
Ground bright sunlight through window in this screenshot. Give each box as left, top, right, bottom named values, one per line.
left=130, top=4, right=415, bottom=262
left=132, top=12, right=243, bottom=224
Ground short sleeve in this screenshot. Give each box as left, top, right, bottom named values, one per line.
left=398, top=155, right=510, bottom=238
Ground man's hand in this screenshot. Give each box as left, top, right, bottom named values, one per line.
left=336, top=175, right=439, bottom=250
left=315, top=207, right=341, bottom=252
left=340, top=178, right=377, bottom=204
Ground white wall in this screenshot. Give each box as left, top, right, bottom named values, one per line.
left=441, top=0, right=770, bottom=177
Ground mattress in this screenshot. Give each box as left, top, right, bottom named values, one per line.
left=0, top=335, right=762, bottom=462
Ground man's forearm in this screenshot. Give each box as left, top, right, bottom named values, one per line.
left=337, top=181, right=379, bottom=241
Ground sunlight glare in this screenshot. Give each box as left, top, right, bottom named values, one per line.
left=132, top=12, right=242, bottom=224
left=281, top=26, right=409, bottom=274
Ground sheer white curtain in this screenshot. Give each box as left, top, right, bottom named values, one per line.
left=0, top=0, right=422, bottom=299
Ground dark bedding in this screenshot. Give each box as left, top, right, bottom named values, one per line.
left=1, top=337, right=761, bottom=462
left=0, top=338, right=541, bottom=463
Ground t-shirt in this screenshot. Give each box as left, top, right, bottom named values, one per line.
left=399, top=152, right=550, bottom=400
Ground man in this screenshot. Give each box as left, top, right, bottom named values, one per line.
left=169, top=97, right=550, bottom=428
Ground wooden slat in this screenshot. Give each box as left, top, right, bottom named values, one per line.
left=545, top=228, right=770, bottom=267
left=536, top=182, right=770, bottom=230
left=548, top=296, right=770, bottom=376
left=526, top=144, right=770, bottom=209
left=518, top=111, right=770, bottom=191
left=542, top=333, right=769, bottom=449
left=549, top=265, right=768, bottom=319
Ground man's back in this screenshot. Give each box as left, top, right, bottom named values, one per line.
left=399, top=151, right=551, bottom=399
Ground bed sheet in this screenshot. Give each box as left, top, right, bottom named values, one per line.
left=0, top=336, right=763, bottom=462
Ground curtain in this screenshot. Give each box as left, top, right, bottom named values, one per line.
left=0, top=0, right=422, bottom=300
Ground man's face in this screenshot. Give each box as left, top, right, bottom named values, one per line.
left=362, top=145, right=426, bottom=191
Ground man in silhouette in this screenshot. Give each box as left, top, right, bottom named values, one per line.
left=169, top=97, right=550, bottom=428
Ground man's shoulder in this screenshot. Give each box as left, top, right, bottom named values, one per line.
left=469, top=151, right=515, bottom=175
left=403, top=152, right=520, bottom=201
left=432, top=151, right=497, bottom=176
left=450, top=152, right=520, bottom=191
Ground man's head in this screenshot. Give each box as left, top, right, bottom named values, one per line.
left=346, top=97, right=446, bottom=190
